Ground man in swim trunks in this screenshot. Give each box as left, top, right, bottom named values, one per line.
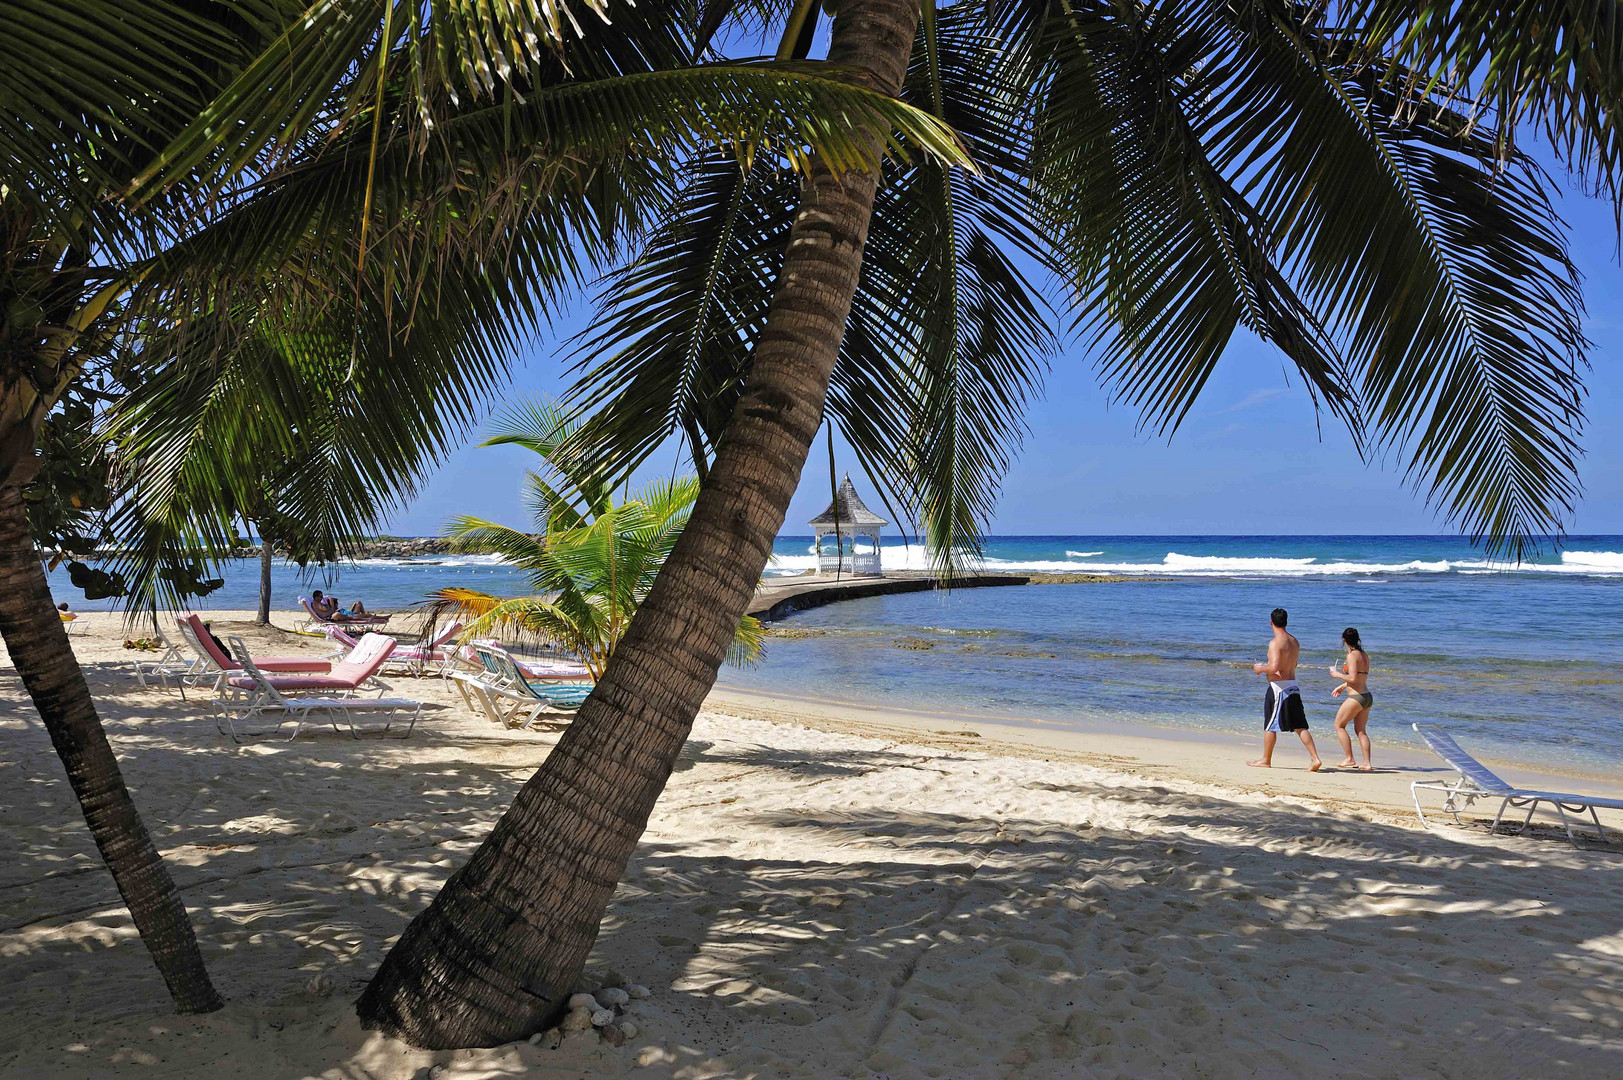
left=1247, top=608, right=1323, bottom=771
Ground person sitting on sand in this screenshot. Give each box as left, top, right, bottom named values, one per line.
left=1329, top=627, right=1375, bottom=771
left=1248, top=607, right=1323, bottom=771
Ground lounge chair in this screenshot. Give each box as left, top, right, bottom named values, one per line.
left=176, top=614, right=331, bottom=692
left=319, top=621, right=463, bottom=676
left=131, top=623, right=207, bottom=698
left=450, top=644, right=591, bottom=728
left=212, top=637, right=420, bottom=742
left=219, top=632, right=394, bottom=697
left=1411, top=723, right=1623, bottom=845
left=296, top=596, right=388, bottom=633
left=448, top=642, right=590, bottom=682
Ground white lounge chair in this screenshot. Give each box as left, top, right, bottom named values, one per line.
left=131, top=623, right=206, bottom=698
left=1411, top=723, right=1623, bottom=845
left=212, top=636, right=421, bottom=742
left=450, top=644, right=591, bottom=729
left=295, top=595, right=388, bottom=633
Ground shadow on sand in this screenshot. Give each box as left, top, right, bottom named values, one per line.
left=1, top=657, right=1620, bottom=1078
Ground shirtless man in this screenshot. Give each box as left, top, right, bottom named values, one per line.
left=1247, top=607, right=1322, bottom=771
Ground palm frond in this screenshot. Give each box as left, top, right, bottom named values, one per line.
left=445, top=516, right=548, bottom=566
left=482, top=399, right=614, bottom=518
left=1239, top=1, right=1587, bottom=553
left=0, top=0, right=289, bottom=241
left=129, top=0, right=684, bottom=198
left=1025, top=0, right=1360, bottom=443
left=1348, top=0, right=1623, bottom=213
left=1018, top=0, right=1583, bottom=556
left=563, top=151, right=798, bottom=479
left=836, top=3, right=1055, bottom=575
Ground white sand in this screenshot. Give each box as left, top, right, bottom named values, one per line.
left=3, top=610, right=1622, bottom=1078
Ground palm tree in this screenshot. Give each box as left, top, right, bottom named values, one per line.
left=429, top=399, right=764, bottom=676
left=0, top=0, right=307, bottom=1013
left=356, top=0, right=1620, bottom=1048
left=4, top=0, right=959, bottom=1013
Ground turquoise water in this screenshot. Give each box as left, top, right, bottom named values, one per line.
left=49, top=535, right=1623, bottom=770
left=735, top=536, right=1623, bottom=773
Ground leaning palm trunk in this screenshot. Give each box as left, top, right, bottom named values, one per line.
left=0, top=478, right=222, bottom=1013
left=355, top=0, right=921, bottom=1049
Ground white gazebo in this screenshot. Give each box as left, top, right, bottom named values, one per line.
left=809, top=475, right=887, bottom=577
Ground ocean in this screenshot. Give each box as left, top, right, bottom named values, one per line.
left=48, top=535, right=1623, bottom=772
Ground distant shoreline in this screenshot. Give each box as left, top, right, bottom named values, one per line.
left=43, top=536, right=456, bottom=562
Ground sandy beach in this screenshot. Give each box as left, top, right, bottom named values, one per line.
left=4, top=610, right=1622, bottom=1078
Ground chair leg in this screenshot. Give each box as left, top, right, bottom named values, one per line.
left=1442, top=782, right=1469, bottom=826
left=1553, top=801, right=1579, bottom=846
left=375, top=704, right=418, bottom=739
left=1590, top=805, right=1606, bottom=841
left=1411, top=783, right=1430, bottom=829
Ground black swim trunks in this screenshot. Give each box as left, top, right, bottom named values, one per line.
left=1263, top=684, right=1309, bottom=732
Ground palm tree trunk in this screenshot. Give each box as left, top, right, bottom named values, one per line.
left=257, top=536, right=273, bottom=626
left=355, top=0, right=921, bottom=1049
left=0, top=477, right=223, bottom=1014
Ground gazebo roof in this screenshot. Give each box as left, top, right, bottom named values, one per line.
left=809, top=475, right=888, bottom=528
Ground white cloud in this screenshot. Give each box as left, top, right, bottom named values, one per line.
left=1204, top=386, right=1289, bottom=417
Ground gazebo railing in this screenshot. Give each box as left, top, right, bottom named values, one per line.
left=814, top=533, right=883, bottom=576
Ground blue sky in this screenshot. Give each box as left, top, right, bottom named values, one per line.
left=388, top=159, right=1623, bottom=540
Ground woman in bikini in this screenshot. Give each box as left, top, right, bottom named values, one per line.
left=1329, top=627, right=1374, bottom=771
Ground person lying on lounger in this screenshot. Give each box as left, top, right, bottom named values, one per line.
left=311, top=590, right=370, bottom=621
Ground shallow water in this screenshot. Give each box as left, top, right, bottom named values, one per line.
left=719, top=581, right=1623, bottom=772
left=49, top=534, right=1623, bottom=771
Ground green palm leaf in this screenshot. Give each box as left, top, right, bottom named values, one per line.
left=432, top=402, right=757, bottom=674
left=1348, top=0, right=1623, bottom=211
left=564, top=150, right=798, bottom=476
left=1016, top=0, right=1583, bottom=555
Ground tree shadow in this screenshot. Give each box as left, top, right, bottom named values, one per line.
left=588, top=792, right=1623, bottom=1078
left=4, top=666, right=1622, bottom=1079
left=676, top=737, right=971, bottom=779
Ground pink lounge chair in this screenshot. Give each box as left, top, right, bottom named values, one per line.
left=320, top=621, right=464, bottom=675
left=213, top=637, right=420, bottom=742
left=223, top=632, right=396, bottom=694
left=178, top=615, right=331, bottom=691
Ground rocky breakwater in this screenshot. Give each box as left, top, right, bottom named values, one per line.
left=220, top=537, right=453, bottom=561
left=350, top=537, right=451, bottom=560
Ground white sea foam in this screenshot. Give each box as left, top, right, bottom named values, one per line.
left=1162, top=553, right=1317, bottom=572
left=766, top=548, right=1623, bottom=578
left=1562, top=550, right=1623, bottom=571
left=355, top=553, right=514, bottom=569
